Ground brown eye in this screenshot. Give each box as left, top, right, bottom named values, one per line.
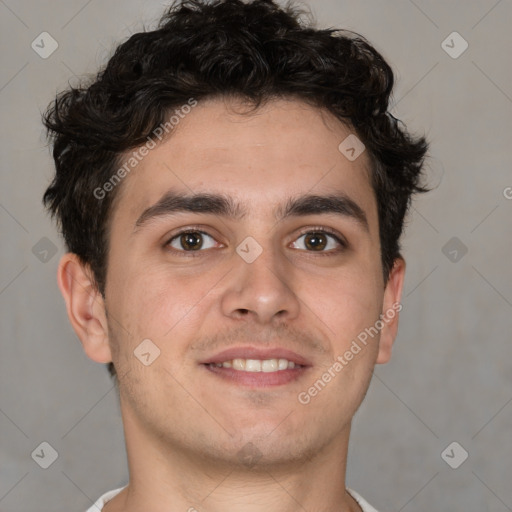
left=290, top=230, right=346, bottom=253
left=167, top=230, right=217, bottom=252
left=180, top=232, right=203, bottom=251
left=303, top=232, right=328, bottom=251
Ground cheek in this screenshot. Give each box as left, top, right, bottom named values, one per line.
left=112, top=264, right=215, bottom=342
left=108, top=268, right=207, bottom=393
left=311, top=269, right=383, bottom=366
left=318, top=265, right=382, bottom=321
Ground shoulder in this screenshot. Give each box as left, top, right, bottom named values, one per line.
left=84, top=485, right=127, bottom=512
left=346, top=487, right=381, bottom=512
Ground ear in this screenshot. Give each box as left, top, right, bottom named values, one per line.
left=57, top=253, right=112, bottom=364
left=376, top=257, right=406, bottom=364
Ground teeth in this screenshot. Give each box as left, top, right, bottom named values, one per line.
left=262, top=359, right=278, bottom=372
left=211, top=358, right=301, bottom=372
left=245, top=359, right=262, bottom=372
left=232, top=358, right=245, bottom=371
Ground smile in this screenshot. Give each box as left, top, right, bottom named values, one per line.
left=208, top=358, right=301, bottom=372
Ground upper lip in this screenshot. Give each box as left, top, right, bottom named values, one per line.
left=201, top=346, right=312, bottom=366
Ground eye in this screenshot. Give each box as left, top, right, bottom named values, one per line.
left=166, top=229, right=219, bottom=254
left=164, top=226, right=347, bottom=257
left=290, top=229, right=346, bottom=254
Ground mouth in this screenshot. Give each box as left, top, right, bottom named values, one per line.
left=200, top=347, right=312, bottom=387
left=207, top=357, right=301, bottom=372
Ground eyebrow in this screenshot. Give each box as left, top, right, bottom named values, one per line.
left=133, top=189, right=369, bottom=234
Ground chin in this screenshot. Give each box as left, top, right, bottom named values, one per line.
left=200, top=424, right=323, bottom=469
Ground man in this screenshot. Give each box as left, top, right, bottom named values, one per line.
left=43, top=0, right=429, bottom=510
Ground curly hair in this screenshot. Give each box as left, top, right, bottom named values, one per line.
left=42, top=0, right=430, bottom=380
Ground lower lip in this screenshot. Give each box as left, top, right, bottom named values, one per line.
left=202, top=364, right=310, bottom=387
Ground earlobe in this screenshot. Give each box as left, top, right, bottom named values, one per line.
left=376, top=257, right=406, bottom=364
left=57, top=253, right=112, bottom=364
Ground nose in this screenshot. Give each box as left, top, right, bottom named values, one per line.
left=220, top=242, right=301, bottom=325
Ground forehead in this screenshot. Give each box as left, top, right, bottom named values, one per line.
left=111, top=97, right=378, bottom=235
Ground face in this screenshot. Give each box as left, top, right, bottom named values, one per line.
left=64, top=97, right=404, bottom=468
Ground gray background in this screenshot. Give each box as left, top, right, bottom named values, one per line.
left=1, top=0, right=511, bottom=510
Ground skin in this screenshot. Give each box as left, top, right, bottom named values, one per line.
left=58, top=97, right=405, bottom=512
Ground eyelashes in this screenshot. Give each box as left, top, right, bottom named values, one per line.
left=290, top=229, right=347, bottom=253
left=164, top=226, right=348, bottom=258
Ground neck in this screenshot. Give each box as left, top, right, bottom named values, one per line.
left=105, top=399, right=362, bottom=512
